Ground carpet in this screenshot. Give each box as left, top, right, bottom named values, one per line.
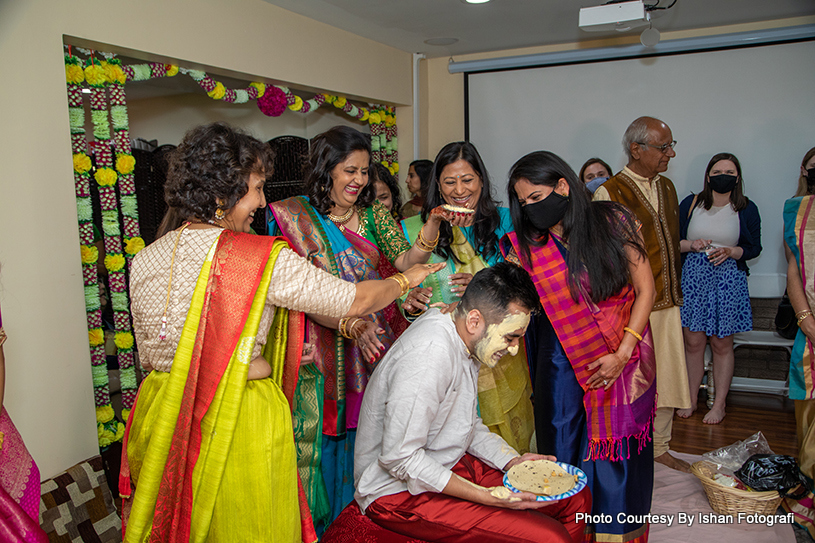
left=650, top=452, right=795, bottom=542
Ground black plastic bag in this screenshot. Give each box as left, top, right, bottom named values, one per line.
left=735, top=454, right=809, bottom=498
left=775, top=291, right=799, bottom=340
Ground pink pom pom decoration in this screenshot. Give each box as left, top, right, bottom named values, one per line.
left=257, top=86, right=288, bottom=117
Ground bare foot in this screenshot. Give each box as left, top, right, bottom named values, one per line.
left=654, top=451, right=691, bottom=473
left=676, top=407, right=696, bottom=419
left=703, top=407, right=725, bottom=424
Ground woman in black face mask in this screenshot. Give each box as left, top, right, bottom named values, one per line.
left=677, top=152, right=762, bottom=425
left=794, top=146, right=815, bottom=197
left=501, top=151, right=656, bottom=543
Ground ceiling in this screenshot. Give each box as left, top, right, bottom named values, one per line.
left=260, top=0, right=815, bottom=58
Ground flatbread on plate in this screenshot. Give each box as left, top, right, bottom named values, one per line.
left=506, top=459, right=577, bottom=496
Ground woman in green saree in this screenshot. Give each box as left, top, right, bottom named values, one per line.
left=267, top=125, right=459, bottom=531
left=120, top=122, right=441, bottom=543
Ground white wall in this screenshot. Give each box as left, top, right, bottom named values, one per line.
left=467, top=40, right=815, bottom=296
left=0, top=0, right=412, bottom=479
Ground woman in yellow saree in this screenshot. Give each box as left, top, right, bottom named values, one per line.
left=120, top=123, right=441, bottom=543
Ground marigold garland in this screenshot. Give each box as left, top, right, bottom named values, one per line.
left=65, top=51, right=142, bottom=449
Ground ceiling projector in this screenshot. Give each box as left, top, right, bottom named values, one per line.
left=579, top=0, right=650, bottom=32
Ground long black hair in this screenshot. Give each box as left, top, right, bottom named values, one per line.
left=410, top=159, right=434, bottom=200
left=372, top=162, right=404, bottom=221
left=695, top=152, right=748, bottom=212
left=305, top=125, right=375, bottom=215
left=422, top=142, right=501, bottom=264
left=507, top=151, right=646, bottom=303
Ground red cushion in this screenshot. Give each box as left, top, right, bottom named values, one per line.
left=321, top=501, right=428, bottom=543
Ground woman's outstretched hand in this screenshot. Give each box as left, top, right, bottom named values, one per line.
left=402, top=262, right=446, bottom=288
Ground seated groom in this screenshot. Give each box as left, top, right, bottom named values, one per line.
left=354, top=263, right=591, bottom=543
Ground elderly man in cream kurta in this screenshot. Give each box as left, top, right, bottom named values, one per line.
left=593, top=116, right=692, bottom=472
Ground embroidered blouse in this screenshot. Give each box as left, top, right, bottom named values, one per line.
left=130, top=227, right=356, bottom=373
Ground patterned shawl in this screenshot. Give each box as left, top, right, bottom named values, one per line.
left=268, top=196, right=407, bottom=436
left=504, top=232, right=656, bottom=460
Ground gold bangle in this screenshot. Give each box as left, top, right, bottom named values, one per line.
left=339, top=317, right=355, bottom=339
left=416, top=226, right=439, bottom=252
left=796, top=309, right=812, bottom=318
left=623, top=327, right=643, bottom=342
left=419, top=225, right=440, bottom=245
left=798, top=311, right=813, bottom=326
left=348, top=318, right=363, bottom=339
left=387, top=273, right=410, bottom=297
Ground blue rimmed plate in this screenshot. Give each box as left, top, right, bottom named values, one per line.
left=503, top=461, right=588, bottom=502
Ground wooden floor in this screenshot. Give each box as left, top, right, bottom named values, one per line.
left=672, top=389, right=798, bottom=457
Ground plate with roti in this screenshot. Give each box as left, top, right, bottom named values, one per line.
left=503, top=459, right=587, bottom=502
left=441, top=204, right=475, bottom=216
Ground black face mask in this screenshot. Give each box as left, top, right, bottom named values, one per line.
left=523, top=191, right=570, bottom=232
left=708, top=174, right=738, bottom=194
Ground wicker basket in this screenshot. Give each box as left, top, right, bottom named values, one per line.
left=691, top=461, right=782, bottom=516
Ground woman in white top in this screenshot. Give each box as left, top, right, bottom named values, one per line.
left=677, top=153, right=762, bottom=424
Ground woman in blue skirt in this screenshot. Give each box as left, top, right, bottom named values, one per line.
left=677, top=153, right=761, bottom=424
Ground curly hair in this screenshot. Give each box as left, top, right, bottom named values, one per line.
left=372, top=162, right=404, bottom=222
left=422, top=142, right=501, bottom=264
left=158, top=122, right=273, bottom=236
left=305, top=125, right=375, bottom=215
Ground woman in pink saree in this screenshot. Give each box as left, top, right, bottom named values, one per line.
left=0, top=301, right=47, bottom=542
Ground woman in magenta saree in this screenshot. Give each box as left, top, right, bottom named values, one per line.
left=0, top=303, right=47, bottom=542
left=501, top=151, right=657, bottom=543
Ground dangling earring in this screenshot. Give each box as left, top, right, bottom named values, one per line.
left=215, top=207, right=225, bottom=221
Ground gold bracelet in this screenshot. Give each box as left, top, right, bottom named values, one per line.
left=623, top=326, right=643, bottom=342
left=415, top=238, right=435, bottom=253
left=387, top=273, right=410, bottom=297
left=796, top=309, right=813, bottom=318
left=347, top=318, right=362, bottom=339
left=338, top=317, right=353, bottom=339
left=798, top=311, right=813, bottom=326
left=416, top=226, right=439, bottom=252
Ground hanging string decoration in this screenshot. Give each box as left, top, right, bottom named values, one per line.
left=120, top=61, right=400, bottom=176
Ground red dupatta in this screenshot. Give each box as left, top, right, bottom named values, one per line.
left=505, top=232, right=656, bottom=460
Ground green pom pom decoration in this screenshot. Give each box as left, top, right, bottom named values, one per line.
left=132, top=64, right=151, bottom=81
left=76, top=197, right=93, bottom=222
left=92, top=363, right=108, bottom=387
left=91, top=110, right=110, bottom=140
left=120, top=367, right=138, bottom=390
left=120, top=195, right=138, bottom=217
left=391, top=136, right=398, bottom=148
left=371, top=138, right=381, bottom=152
left=187, top=70, right=206, bottom=81
left=234, top=89, right=249, bottom=104
left=111, top=291, right=129, bottom=312
left=69, top=107, right=85, bottom=132
left=102, top=211, right=121, bottom=236
left=84, top=285, right=101, bottom=311
left=110, top=105, right=129, bottom=130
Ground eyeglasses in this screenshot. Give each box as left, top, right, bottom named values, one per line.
left=636, top=140, right=677, bottom=153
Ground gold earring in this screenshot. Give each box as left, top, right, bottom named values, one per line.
left=215, top=207, right=225, bottom=221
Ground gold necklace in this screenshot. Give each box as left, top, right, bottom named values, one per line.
left=328, top=206, right=355, bottom=224
left=158, top=222, right=190, bottom=340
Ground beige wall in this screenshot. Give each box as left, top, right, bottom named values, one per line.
left=0, top=0, right=413, bottom=479
left=421, top=15, right=815, bottom=161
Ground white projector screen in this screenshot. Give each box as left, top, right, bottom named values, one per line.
left=467, top=39, right=815, bottom=297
